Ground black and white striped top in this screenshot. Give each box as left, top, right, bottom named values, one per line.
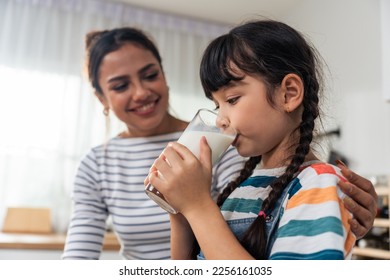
left=62, top=131, right=245, bottom=260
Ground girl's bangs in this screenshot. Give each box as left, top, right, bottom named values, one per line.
left=200, top=35, right=245, bottom=99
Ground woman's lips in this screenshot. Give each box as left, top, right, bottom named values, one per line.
left=127, top=97, right=160, bottom=114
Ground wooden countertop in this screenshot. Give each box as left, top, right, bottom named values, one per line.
left=0, top=232, right=120, bottom=251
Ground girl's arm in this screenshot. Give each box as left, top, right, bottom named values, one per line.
left=149, top=138, right=254, bottom=259
left=184, top=200, right=254, bottom=259
left=170, top=213, right=195, bottom=259
left=169, top=192, right=253, bottom=260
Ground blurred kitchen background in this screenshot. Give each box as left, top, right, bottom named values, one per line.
left=0, top=0, right=389, bottom=259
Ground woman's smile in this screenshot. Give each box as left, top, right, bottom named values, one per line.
left=128, top=96, right=160, bottom=115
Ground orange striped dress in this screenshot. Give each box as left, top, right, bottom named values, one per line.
left=220, top=161, right=356, bottom=259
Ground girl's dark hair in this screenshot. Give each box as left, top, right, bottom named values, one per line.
left=85, top=27, right=162, bottom=95
left=199, top=20, right=322, bottom=259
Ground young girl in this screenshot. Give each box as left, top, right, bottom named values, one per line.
left=146, top=20, right=359, bottom=259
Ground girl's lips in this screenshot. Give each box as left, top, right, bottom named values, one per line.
left=232, top=134, right=239, bottom=147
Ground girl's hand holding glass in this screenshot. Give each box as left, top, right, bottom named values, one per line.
left=145, top=137, right=215, bottom=215
left=145, top=108, right=237, bottom=214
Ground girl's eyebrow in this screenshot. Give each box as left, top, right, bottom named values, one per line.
left=223, top=79, right=247, bottom=91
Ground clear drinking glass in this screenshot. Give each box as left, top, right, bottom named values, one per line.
left=144, top=108, right=237, bottom=214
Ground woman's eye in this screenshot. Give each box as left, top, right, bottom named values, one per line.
left=144, top=72, right=159, bottom=81
left=112, top=82, right=128, bottom=92
left=227, top=96, right=239, bottom=105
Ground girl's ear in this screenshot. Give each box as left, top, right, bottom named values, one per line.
left=280, top=73, right=304, bottom=113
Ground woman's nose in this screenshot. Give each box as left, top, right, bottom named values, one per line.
left=133, top=83, right=150, bottom=100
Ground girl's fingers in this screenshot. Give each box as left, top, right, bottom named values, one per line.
left=199, top=136, right=212, bottom=170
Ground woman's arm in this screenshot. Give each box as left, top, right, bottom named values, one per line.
left=62, top=152, right=108, bottom=259
left=336, top=160, right=378, bottom=239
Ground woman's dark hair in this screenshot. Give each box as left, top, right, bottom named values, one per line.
left=85, top=27, right=162, bottom=95
left=199, top=20, right=323, bottom=259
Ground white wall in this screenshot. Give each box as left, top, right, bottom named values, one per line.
left=168, top=0, right=390, bottom=175
left=382, top=0, right=390, bottom=102
left=280, top=0, right=390, bottom=175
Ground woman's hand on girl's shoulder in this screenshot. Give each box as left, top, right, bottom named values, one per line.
left=336, top=160, right=377, bottom=239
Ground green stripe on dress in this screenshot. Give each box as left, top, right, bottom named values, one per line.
left=221, top=198, right=263, bottom=214
left=270, top=249, right=344, bottom=260
left=277, top=216, right=343, bottom=237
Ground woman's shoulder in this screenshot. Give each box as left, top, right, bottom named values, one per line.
left=89, top=131, right=183, bottom=152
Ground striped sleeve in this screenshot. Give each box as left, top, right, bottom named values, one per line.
left=269, top=163, right=356, bottom=260
left=62, top=149, right=108, bottom=260
left=63, top=132, right=182, bottom=260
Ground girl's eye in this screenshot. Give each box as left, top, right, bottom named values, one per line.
left=227, top=96, right=239, bottom=105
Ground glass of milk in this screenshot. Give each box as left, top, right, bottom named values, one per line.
left=145, top=108, right=236, bottom=214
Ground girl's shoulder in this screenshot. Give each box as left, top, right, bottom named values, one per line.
left=297, top=161, right=344, bottom=182
left=289, top=161, right=347, bottom=198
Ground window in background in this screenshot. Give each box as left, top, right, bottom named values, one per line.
left=0, top=0, right=228, bottom=233
left=0, top=66, right=111, bottom=232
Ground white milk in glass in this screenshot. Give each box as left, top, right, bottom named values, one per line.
left=178, top=130, right=235, bottom=164
left=145, top=108, right=235, bottom=214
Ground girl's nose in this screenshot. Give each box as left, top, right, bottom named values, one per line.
left=216, top=113, right=236, bottom=136
left=216, top=115, right=230, bottom=130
